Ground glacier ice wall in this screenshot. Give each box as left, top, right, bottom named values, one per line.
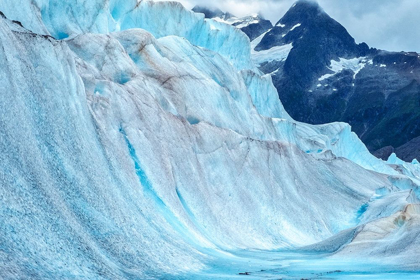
left=0, top=17, right=207, bottom=279
left=0, top=0, right=252, bottom=70
left=0, top=1, right=420, bottom=278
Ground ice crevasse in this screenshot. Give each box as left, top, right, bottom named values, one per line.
left=0, top=0, right=419, bottom=278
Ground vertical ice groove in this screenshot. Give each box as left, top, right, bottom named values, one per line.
left=119, top=126, right=159, bottom=203
left=118, top=126, right=213, bottom=250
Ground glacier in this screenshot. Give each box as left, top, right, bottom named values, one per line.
left=0, top=0, right=420, bottom=279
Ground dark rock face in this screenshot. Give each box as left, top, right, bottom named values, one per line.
left=192, top=6, right=273, bottom=41
left=194, top=0, right=420, bottom=161
left=345, top=63, right=420, bottom=151
left=373, top=146, right=395, bottom=161
left=395, top=136, right=420, bottom=162
left=374, top=136, right=420, bottom=162
left=256, top=0, right=371, bottom=117
left=253, top=0, right=420, bottom=161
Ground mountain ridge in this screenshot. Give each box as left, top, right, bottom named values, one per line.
left=192, top=5, right=273, bottom=41
left=198, top=0, right=420, bottom=162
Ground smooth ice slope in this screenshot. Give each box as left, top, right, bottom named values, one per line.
left=0, top=1, right=419, bottom=279
left=0, top=16, right=207, bottom=279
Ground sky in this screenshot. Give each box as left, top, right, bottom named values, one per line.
left=169, top=0, right=420, bottom=52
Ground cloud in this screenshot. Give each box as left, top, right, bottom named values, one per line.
left=161, top=0, right=420, bottom=52
left=318, top=0, right=420, bottom=52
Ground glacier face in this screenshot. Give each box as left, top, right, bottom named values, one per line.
left=0, top=1, right=420, bottom=279
left=0, top=0, right=252, bottom=70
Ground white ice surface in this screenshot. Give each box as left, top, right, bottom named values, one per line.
left=319, top=57, right=369, bottom=81
left=0, top=0, right=252, bottom=70
left=0, top=1, right=419, bottom=279
left=212, top=14, right=262, bottom=29
left=250, top=30, right=270, bottom=51
left=289, top=23, right=301, bottom=31
left=252, top=43, right=293, bottom=66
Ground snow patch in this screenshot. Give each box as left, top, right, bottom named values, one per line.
left=235, top=19, right=259, bottom=29
left=250, top=30, right=270, bottom=51
left=252, top=43, right=293, bottom=66
left=290, top=23, right=301, bottom=31
left=319, top=57, right=368, bottom=81
left=214, top=14, right=261, bottom=29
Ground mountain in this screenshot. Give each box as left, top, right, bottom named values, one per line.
left=246, top=0, right=420, bottom=162
left=192, top=5, right=273, bottom=41
left=0, top=0, right=419, bottom=279
left=374, top=136, right=420, bottom=162
left=192, top=5, right=235, bottom=21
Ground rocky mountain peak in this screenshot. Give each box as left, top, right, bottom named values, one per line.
left=276, top=0, right=324, bottom=26
left=250, top=0, right=419, bottom=161
left=256, top=0, right=364, bottom=54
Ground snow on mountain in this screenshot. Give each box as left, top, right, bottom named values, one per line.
left=192, top=5, right=273, bottom=41
left=246, top=0, right=420, bottom=162
left=0, top=0, right=419, bottom=278
left=252, top=43, right=294, bottom=67
left=318, top=57, right=372, bottom=81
